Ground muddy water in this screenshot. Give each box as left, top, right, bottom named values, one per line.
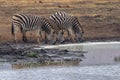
left=41, top=42, right=120, bottom=65
left=0, top=42, right=120, bottom=80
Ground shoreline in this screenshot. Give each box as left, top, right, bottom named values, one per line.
left=0, top=42, right=85, bottom=64
left=37, top=40, right=120, bottom=49
left=0, top=40, right=120, bottom=68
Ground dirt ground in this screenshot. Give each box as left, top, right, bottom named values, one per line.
left=0, top=0, right=120, bottom=43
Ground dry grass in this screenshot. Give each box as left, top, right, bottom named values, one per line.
left=0, top=0, right=120, bottom=43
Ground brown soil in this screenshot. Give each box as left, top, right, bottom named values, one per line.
left=0, top=0, right=120, bottom=43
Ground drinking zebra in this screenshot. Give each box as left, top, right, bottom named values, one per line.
left=49, top=11, right=84, bottom=43
left=11, top=14, right=54, bottom=44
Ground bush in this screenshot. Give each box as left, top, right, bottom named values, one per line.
left=26, top=52, right=38, bottom=58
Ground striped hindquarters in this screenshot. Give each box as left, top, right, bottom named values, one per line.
left=12, top=14, right=41, bottom=31
left=12, top=14, right=53, bottom=34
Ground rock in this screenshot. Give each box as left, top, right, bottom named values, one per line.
left=39, top=49, right=47, bottom=53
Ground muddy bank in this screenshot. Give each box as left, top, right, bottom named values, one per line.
left=0, top=43, right=85, bottom=64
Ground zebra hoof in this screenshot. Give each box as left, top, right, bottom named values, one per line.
left=52, top=42, right=56, bottom=45
left=60, top=41, right=65, bottom=44
left=23, top=39, right=27, bottom=42
left=78, top=39, right=84, bottom=43
left=44, top=40, right=48, bottom=44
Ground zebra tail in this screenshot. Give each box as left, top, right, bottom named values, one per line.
left=11, top=22, right=14, bottom=36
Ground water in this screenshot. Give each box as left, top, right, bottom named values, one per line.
left=0, top=42, right=120, bottom=80
left=0, top=64, right=120, bottom=80
left=40, top=41, right=120, bottom=65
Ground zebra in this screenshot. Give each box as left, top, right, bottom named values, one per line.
left=49, top=11, right=84, bottom=43
left=11, top=14, right=54, bottom=44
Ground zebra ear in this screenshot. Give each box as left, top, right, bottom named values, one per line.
left=81, top=31, right=84, bottom=34
left=74, top=16, right=79, bottom=20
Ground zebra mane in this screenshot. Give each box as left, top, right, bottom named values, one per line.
left=47, top=18, right=58, bottom=29
left=72, top=16, right=84, bottom=34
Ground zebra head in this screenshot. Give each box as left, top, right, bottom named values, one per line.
left=41, top=18, right=55, bottom=44
left=72, top=16, right=84, bottom=42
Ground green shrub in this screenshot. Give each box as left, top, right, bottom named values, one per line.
left=26, top=52, right=38, bottom=58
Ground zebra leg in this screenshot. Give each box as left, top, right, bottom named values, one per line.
left=75, top=33, right=83, bottom=42
left=67, top=29, right=71, bottom=41
left=22, top=31, right=27, bottom=42
left=14, top=33, right=17, bottom=43
left=40, top=30, right=47, bottom=44
left=74, top=33, right=79, bottom=42
left=52, top=34, right=57, bottom=44
left=12, top=24, right=19, bottom=43
left=49, top=31, right=58, bottom=45
left=68, top=28, right=75, bottom=42
left=13, top=29, right=17, bottom=43
left=58, top=30, right=65, bottom=43
left=78, top=34, right=84, bottom=42
left=36, top=30, right=41, bottom=44
left=51, top=32, right=57, bottom=45
left=44, top=33, right=48, bottom=44
left=45, top=32, right=54, bottom=44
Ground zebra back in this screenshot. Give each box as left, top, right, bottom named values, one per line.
left=50, top=11, right=69, bottom=29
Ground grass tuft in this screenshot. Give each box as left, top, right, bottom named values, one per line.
left=26, top=52, right=38, bottom=58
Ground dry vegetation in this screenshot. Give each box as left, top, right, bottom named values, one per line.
left=0, top=0, right=120, bottom=43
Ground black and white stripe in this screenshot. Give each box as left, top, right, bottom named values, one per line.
left=49, top=11, right=84, bottom=42
left=11, top=14, right=54, bottom=43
